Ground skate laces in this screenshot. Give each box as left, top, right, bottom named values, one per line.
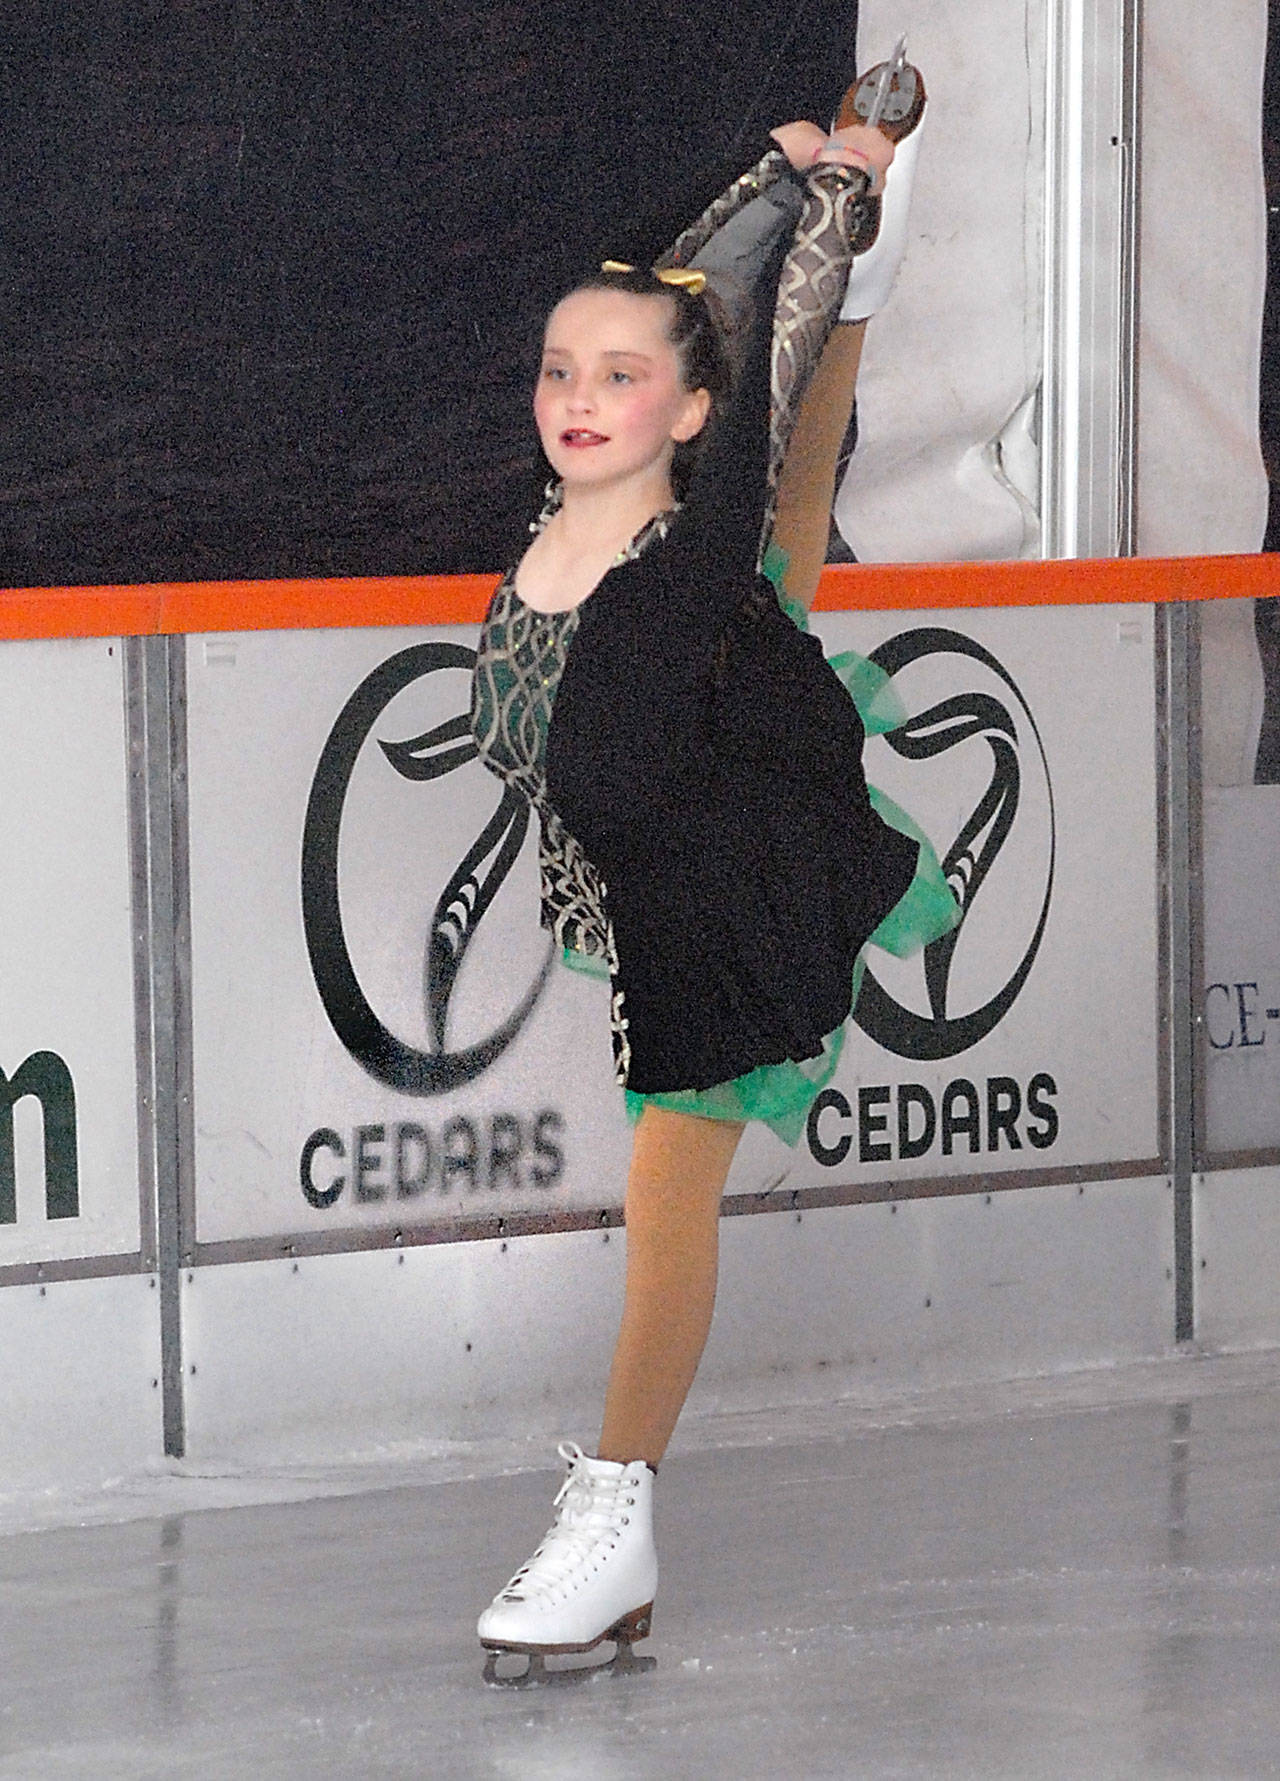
left=499, top=1442, right=637, bottom=1603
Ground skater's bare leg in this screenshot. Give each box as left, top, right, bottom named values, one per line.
left=597, top=1107, right=744, bottom=1468
left=770, top=319, right=867, bottom=615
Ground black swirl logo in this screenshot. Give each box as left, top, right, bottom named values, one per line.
left=854, top=627, right=1056, bottom=1061
left=301, top=643, right=552, bottom=1094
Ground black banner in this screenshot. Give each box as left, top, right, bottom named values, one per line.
left=2, top=3, right=860, bottom=587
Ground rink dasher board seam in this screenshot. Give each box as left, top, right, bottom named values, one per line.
left=1196, top=1146, right=1280, bottom=1174
left=179, top=1155, right=1168, bottom=1267
left=0, top=1251, right=150, bottom=1289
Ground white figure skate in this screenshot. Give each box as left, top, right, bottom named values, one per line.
left=478, top=1442, right=658, bottom=1686
left=834, top=43, right=928, bottom=321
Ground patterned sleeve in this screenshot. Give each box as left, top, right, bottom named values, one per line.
left=656, top=153, right=877, bottom=573
left=762, top=163, right=876, bottom=541
left=654, top=149, right=794, bottom=274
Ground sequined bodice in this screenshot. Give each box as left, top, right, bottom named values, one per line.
left=470, top=582, right=579, bottom=797
left=470, top=487, right=675, bottom=809
left=470, top=496, right=677, bottom=1052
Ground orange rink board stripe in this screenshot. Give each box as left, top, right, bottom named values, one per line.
left=1, top=553, right=1278, bottom=642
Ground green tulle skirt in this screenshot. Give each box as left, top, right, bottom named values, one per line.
left=564, top=549, right=960, bottom=1146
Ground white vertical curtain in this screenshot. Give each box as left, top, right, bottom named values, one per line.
left=836, top=0, right=1268, bottom=583
left=837, top=0, right=1048, bottom=562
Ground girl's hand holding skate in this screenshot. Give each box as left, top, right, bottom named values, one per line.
left=769, top=120, right=895, bottom=190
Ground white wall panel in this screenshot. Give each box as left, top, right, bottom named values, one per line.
left=180, top=1175, right=1174, bottom=1463
left=183, top=601, right=1159, bottom=1258
left=0, top=638, right=142, bottom=1268
left=703, top=1176, right=1175, bottom=1403
left=1202, top=788, right=1280, bottom=1155
left=0, top=1276, right=162, bottom=1493
left=180, top=1238, right=626, bottom=1463
left=1194, top=1166, right=1280, bottom=1352
left=803, top=601, right=1159, bottom=1185
left=1137, top=2, right=1268, bottom=556
left=184, top=625, right=633, bottom=1245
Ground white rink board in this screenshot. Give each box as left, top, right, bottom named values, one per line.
left=185, top=604, right=1158, bottom=1247
left=185, top=625, right=630, bottom=1245
left=180, top=1175, right=1174, bottom=1463
left=0, top=638, right=142, bottom=1267
left=1195, top=1165, right=1280, bottom=1351
left=1202, top=787, right=1280, bottom=1155
left=0, top=1274, right=162, bottom=1494
left=790, top=602, right=1160, bottom=1190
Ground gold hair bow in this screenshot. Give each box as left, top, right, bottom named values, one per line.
left=601, top=259, right=708, bottom=296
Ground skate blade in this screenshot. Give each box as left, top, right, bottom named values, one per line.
left=482, top=1642, right=657, bottom=1688
left=837, top=57, right=926, bottom=142
left=481, top=1605, right=656, bottom=1689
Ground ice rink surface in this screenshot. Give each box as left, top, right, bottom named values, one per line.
left=2, top=1350, right=1278, bottom=1779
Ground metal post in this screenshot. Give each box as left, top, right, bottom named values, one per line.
left=126, top=635, right=193, bottom=1457
left=1042, top=0, right=1143, bottom=557
left=1163, top=601, right=1199, bottom=1342
left=1116, top=0, right=1142, bottom=555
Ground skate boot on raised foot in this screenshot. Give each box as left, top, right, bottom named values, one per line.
left=829, top=41, right=928, bottom=321
left=478, top=1442, right=658, bottom=1686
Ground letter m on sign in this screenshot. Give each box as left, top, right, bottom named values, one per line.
left=0, top=1052, right=79, bottom=1225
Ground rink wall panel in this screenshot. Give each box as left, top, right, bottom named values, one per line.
left=1193, top=1166, right=1280, bottom=1354
left=0, top=637, right=164, bottom=1492
left=0, top=567, right=1278, bottom=1486
left=176, top=1174, right=1175, bottom=1464
left=0, top=638, right=145, bottom=1273
left=0, top=1276, right=163, bottom=1493
left=179, top=604, right=1160, bottom=1263
left=703, top=1174, right=1177, bottom=1403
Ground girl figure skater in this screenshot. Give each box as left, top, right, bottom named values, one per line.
left=470, top=52, right=953, bottom=1683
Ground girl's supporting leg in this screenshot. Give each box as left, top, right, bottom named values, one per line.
left=769, top=318, right=868, bottom=614
left=597, top=1105, right=745, bottom=1468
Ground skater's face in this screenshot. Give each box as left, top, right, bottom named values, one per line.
left=535, top=289, right=710, bottom=491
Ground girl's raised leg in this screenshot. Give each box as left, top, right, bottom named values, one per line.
left=770, top=318, right=869, bottom=614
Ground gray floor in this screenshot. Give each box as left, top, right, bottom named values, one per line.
left=2, top=1352, right=1279, bottom=1779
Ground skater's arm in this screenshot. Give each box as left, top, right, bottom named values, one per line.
left=626, top=123, right=896, bottom=648
left=652, top=122, right=892, bottom=276
left=659, top=141, right=891, bottom=631
left=760, top=145, right=892, bottom=547
left=653, top=146, right=795, bottom=277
